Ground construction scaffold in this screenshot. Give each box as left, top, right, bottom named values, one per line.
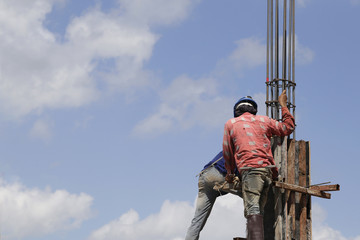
left=264, top=1, right=340, bottom=239
left=215, top=1, right=340, bottom=239
left=264, top=1, right=339, bottom=239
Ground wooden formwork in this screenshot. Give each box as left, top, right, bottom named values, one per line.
left=264, top=137, right=312, bottom=240
left=230, top=138, right=338, bottom=240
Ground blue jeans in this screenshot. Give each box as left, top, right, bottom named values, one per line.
left=185, top=166, right=228, bottom=240
left=241, top=168, right=272, bottom=217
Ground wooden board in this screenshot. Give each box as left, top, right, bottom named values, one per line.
left=264, top=139, right=313, bottom=240
left=287, top=139, right=296, bottom=239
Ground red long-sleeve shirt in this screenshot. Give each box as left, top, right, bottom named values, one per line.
left=223, top=107, right=295, bottom=176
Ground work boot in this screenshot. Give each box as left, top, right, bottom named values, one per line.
left=246, top=214, right=264, bottom=240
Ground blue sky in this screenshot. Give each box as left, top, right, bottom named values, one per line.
left=0, top=0, right=359, bottom=239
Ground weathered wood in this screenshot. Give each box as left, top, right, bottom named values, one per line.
left=274, top=182, right=331, bottom=199
left=287, top=139, right=296, bottom=239
left=306, top=141, right=312, bottom=240
left=229, top=136, right=338, bottom=240
left=309, top=184, right=340, bottom=192
left=298, top=141, right=307, bottom=240
left=273, top=137, right=284, bottom=240
left=264, top=185, right=275, bottom=240
left=294, top=140, right=300, bottom=240
left=299, top=194, right=308, bottom=239
left=281, top=136, right=288, bottom=240
left=266, top=139, right=315, bottom=239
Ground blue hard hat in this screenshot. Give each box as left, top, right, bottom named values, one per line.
left=233, top=96, right=258, bottom=112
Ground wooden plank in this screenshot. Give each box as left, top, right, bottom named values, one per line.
left=281, top=136, right=288, bottom=180
left=300, top=194, right=308, bottom=240
left=299, top=141, right=307, bottom=240
left=287, top=140, right=296, bottom=185
left=281, top=136, right=288, bottom=240
left=263, top=137, right=280, bottom=240
left=294, top=141, right=300, bottom=240
left=264, top=185, right=275, bottom=240
left=309, top=184, right=340, bottom=192
left=287, top=139, right=296, bottom=239
left=274, top=182, right=331, bottom=199
left=273, top=137, right=283, bottom=240
left=306, top=141, right=312, bottom=240
left=299, top=141, right=307, bottom=187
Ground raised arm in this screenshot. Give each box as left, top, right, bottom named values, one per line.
left=268, top=90, right=295, bottom=136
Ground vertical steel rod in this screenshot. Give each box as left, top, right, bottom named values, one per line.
left=282, top=0, right=287, bottom=91
left=266, top=0, right=296, bottom=137
left=266, top=0, right=270, bottom=117
left=292, top=0, right=296, bottom=139
left=275, top=0, right=279, bottom=120
left=288, top=0, right=292, bottom=103
left=271, top=0, right=274, bottom=119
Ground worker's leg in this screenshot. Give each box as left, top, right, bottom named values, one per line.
left=185, top=167, right=225, bottom=240
left=258, top=169, right=272, bottom=215
left=242, top=168, right=268, bottom=217
left=241, top=168, right=271, bottom=240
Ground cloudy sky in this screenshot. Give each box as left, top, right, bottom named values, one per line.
left=0, top=0, right=359, bottom=239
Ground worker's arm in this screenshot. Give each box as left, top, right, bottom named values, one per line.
left=223, top=121, right=236, bottom=182
left=268, top=90, right=295, bottom=136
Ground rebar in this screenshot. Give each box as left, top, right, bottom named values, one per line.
left=282, top=0, right=287, bottom=90
left=266, top=0, right=296, bottom=138
left=266, top=0, right=270, bottom=116
left=292, top=0, right=296, bottom=139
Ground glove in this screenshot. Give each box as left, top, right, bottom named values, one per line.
left=271, top=168, right=279, bottom=181
left=225, top=173, right=235, bottom=183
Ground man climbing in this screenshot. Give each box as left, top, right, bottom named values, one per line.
left=185, top=151, right=241, bottom=240
left=223, top=90, right=295, bottom=240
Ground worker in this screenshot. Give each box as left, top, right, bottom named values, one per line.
left=223, top=90, right=294, bottom=240
left=185, top=151, right=242, bottom=240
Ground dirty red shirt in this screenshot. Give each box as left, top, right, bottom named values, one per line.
left=223, top=107, right=295, bottom=176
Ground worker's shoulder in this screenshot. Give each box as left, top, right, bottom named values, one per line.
left=255, top=115, right=271, bottom=122
left=224, top=117, right=236, bottom=125
left=225, top=116, right=243, bottom=124
left=225, top=114, right=271, bottom=125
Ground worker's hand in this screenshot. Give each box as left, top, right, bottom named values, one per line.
left=278, top=90, right=287, bottom=108
left=225, top=173, right=235, bottom=183
left=272, top=168, right=279, bottom=181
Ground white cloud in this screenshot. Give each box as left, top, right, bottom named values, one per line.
left=0, top=0, right=199, bottom=119
left=297, top=0, right=311, bottom=8
left=117, top=0, right=200, bottom=26
left=198, top=194, right=246, bottom=239
left=88, top=194, right=246, bottom=240
left=132, top=75, right=233, bottom=137
left=132, top=37, right=272, bottom=137
left=214, top=37, right=266, bottom=78
left=88, top=195, right=360, bottom=240
left=295, top=35, right=315, bottom=65
left=229, top=38, right=266, bottom=68
left=0, top=0, right=98, bottom=118
left=88, top=201, right=192, bottom=240
left=29, top=118, right=54, bottom=141
left=132, top=34, right=314, bottom=137
left=0, top=178, right=93, bottom=239
left=275, top=35, right=314, bottom=66
left=214, top=35, right=313, bottom=79
left=132, top=37, right=270, bottom=137
left=312, top=203, right=360, bottom=240
left=253, top=92, right=267, bottom=116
